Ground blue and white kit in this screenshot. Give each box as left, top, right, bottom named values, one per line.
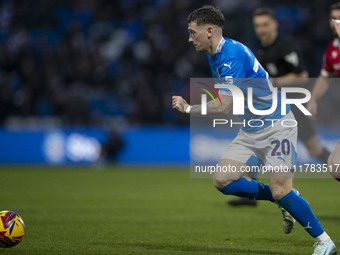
left=206, top=38, right=297, bottom=169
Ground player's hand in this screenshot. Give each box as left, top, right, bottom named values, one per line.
left=306, top=100, right=318, bottom=120
left=172, top=96, right=189, bottom=114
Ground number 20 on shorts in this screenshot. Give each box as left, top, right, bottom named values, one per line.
left=271, top=139, right=290, bottom=156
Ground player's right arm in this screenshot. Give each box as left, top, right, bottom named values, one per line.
left=307, top=75, right=329, bottom=119
left=307, top=43, right=333, bottom=119
left=172, top=94, right=232, bottom=115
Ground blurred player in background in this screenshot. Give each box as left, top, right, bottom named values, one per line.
left=172, top=5, right=336, bottom=254
left=228, top=8, right=331, bottom=206
left=329, top=18, right=340, bottom=182
left=308, top=2, right=340, bottom=182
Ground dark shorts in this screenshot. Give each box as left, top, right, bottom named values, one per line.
left=290, top=105, right=315, bottom=142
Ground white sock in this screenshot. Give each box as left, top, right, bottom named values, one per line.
left=314, top=232, right=331, bottom=242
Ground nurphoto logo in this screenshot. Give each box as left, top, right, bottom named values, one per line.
left=199, top=83, right=311, bottom=116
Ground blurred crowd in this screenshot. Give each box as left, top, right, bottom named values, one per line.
left=0, top=0, right=338, bottom=127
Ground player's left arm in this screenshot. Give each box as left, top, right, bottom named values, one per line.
left=172, top=94, right=232, bottom=115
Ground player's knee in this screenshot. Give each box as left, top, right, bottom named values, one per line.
left=271, top=190, right=287, bottom=201
left=213, top=176, right=232, bottom=190
left=270, top=186, right=291, bottom=201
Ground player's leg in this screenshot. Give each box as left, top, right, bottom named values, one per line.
left=273, top=176, right=337, bottom=254
left=292, top=105, right=330, bottom=163
left=264, top=111, right=336, bottom=253
left=214, top=158, right=275, bottom=202
left=215, top=132, right=275, bottom=202
left=213, top=158, right=245, bottom=188
left=268, top=173, right=297, bottom=234
left=269, top=173, right=336, bottom=254
left=267, top=173, right=293, bottom=201
left=288, top=111, right=337, bottom=253
left=227, top=170, right=259, bottom=206
left=328, top=143, right=340, bottom=182
left=303, top=135, right=330, bottom=163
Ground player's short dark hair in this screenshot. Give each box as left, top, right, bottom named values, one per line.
left=187, top=5, right=224, bottom=28
left=252, top=8, right=276, bottom=20
left=329, top=2, right=340, bottom=12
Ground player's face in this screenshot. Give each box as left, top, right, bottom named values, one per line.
left=329, top=9, right=340, bottom=37
left=188, top=22, right=210, bottom=52
left=253, top=15, right=278, bottom=45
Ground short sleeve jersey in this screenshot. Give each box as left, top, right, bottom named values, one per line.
left=205, top=37, right=290, bottom=132
left=256, top=36, right=305, bottom=77
left=321, top=38, right=340, bottom=77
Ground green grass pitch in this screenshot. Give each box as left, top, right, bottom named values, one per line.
left=0, top=166, right=339, bottom=255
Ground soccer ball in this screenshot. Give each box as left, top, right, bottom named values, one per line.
left=0, top=211, right=25, bottom=248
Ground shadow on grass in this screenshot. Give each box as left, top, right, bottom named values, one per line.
left=318, top=215, right=340, bottom=222
left=119, top=242, right=290, bottom=255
